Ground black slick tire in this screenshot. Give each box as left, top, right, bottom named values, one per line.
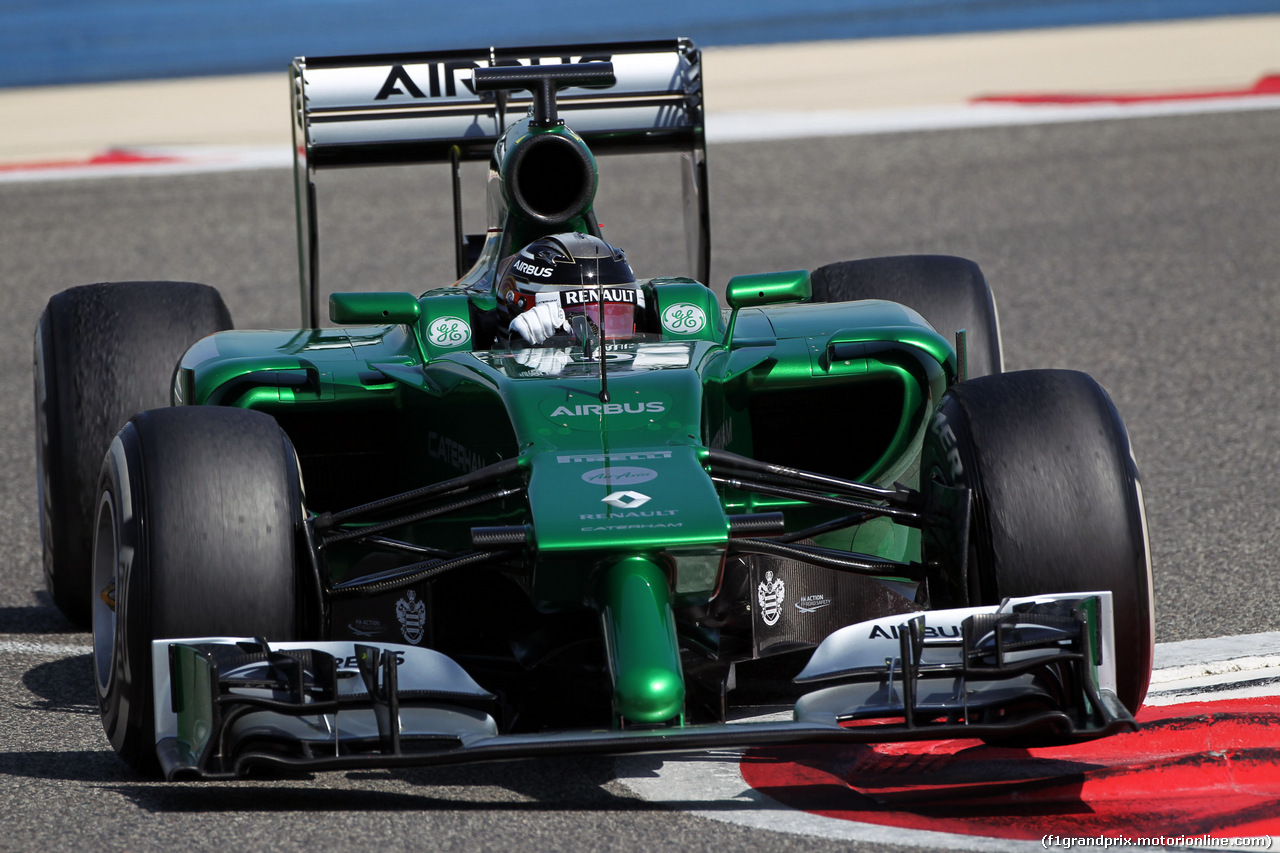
left=810, top=255, right=1003, bottom=379
left=921, top=369, right=1153, bottom=712
left=92, top=406, right=302, bottom=774
left=34, top=281, right=232, bottom=626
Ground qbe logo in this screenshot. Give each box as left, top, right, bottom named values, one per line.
left=757, top=571, right=785, bottom=627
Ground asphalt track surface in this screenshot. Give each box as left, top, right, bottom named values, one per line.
left=2, top=105, right=1279, bottom=850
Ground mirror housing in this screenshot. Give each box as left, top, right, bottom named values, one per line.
left=725, top=270, right=812, bottom=309
left=329, top=292, right=422, bottom=325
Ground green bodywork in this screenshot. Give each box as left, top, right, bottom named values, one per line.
left=176, top=100, right=957, bottom=727
left=135, top=46, right=1142, bottom=781
left=174, top=279, right=954, bottom=723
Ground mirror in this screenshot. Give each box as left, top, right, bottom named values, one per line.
left=329, top=292, right=422, bottom=325
left=724, top=270, right=812, bottom=309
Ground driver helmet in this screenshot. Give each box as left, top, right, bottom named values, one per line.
left=499, top=232, right=641, bottom=341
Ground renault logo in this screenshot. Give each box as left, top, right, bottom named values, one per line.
left=601, top=491, right=651, bottom=509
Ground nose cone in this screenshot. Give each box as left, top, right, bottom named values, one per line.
left=597, top=556, right=685, bottom=726
left=614, top=666, right=685, bottom=725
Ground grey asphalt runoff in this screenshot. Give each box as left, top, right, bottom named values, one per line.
left=1, top=107, right=1278, bottom=850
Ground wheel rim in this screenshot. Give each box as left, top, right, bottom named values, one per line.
left=92, top=491, right=118, bottom=696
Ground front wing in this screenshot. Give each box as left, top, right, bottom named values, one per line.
left=152, top=593, right=1134, bottom=780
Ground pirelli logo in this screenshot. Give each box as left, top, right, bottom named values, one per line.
left=557, top=450, right=673, bottom=464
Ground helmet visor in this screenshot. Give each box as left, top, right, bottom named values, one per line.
left=561, top=286, right=639, bottom=340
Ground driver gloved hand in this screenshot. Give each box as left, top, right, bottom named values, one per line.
left=511, top=301, right=569, bottom=345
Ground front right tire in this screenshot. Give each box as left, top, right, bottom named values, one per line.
left=93, top=406, right=303, bottom=774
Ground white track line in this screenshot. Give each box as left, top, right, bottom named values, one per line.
left=708, top=95, right=1280, bottom=142
left=3, top=96, right=1279, bottom=184
left=0, top=145, right=292, bottom=183
left=618, top=750, right=1045, bottom=852
left=616, top=631, right=1280, bottom=850
left=0, top=639, right=92, bottom=656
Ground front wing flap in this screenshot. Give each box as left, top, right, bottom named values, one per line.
left=153, top=593, right=1133, bottom=780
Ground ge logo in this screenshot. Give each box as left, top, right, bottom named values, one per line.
left=661, top=303, right=706, bottom=334
left=427, top=316, right=471, bottom=347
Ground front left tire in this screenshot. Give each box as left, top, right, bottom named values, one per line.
left=921, top=369, right=1153, bottom=713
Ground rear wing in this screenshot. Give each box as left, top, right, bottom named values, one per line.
left=290, top=39, right=708, bottom=327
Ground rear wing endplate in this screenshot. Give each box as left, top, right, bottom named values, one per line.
left=291, top=39, right=708, bottom=327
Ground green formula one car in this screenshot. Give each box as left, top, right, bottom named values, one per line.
left=33, top=40, right=1154, bottom=779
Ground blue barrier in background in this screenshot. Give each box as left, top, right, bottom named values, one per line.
left=2, top=0, right=1278, bottom=88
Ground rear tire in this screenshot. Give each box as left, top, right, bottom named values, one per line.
left=921, top=369, right=1153, bottom=712
left=35, top=281, right=232, bottom=625
left=93, top=407, right=302, bottom=774
left=810, top=255, right=1002, bottom=379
